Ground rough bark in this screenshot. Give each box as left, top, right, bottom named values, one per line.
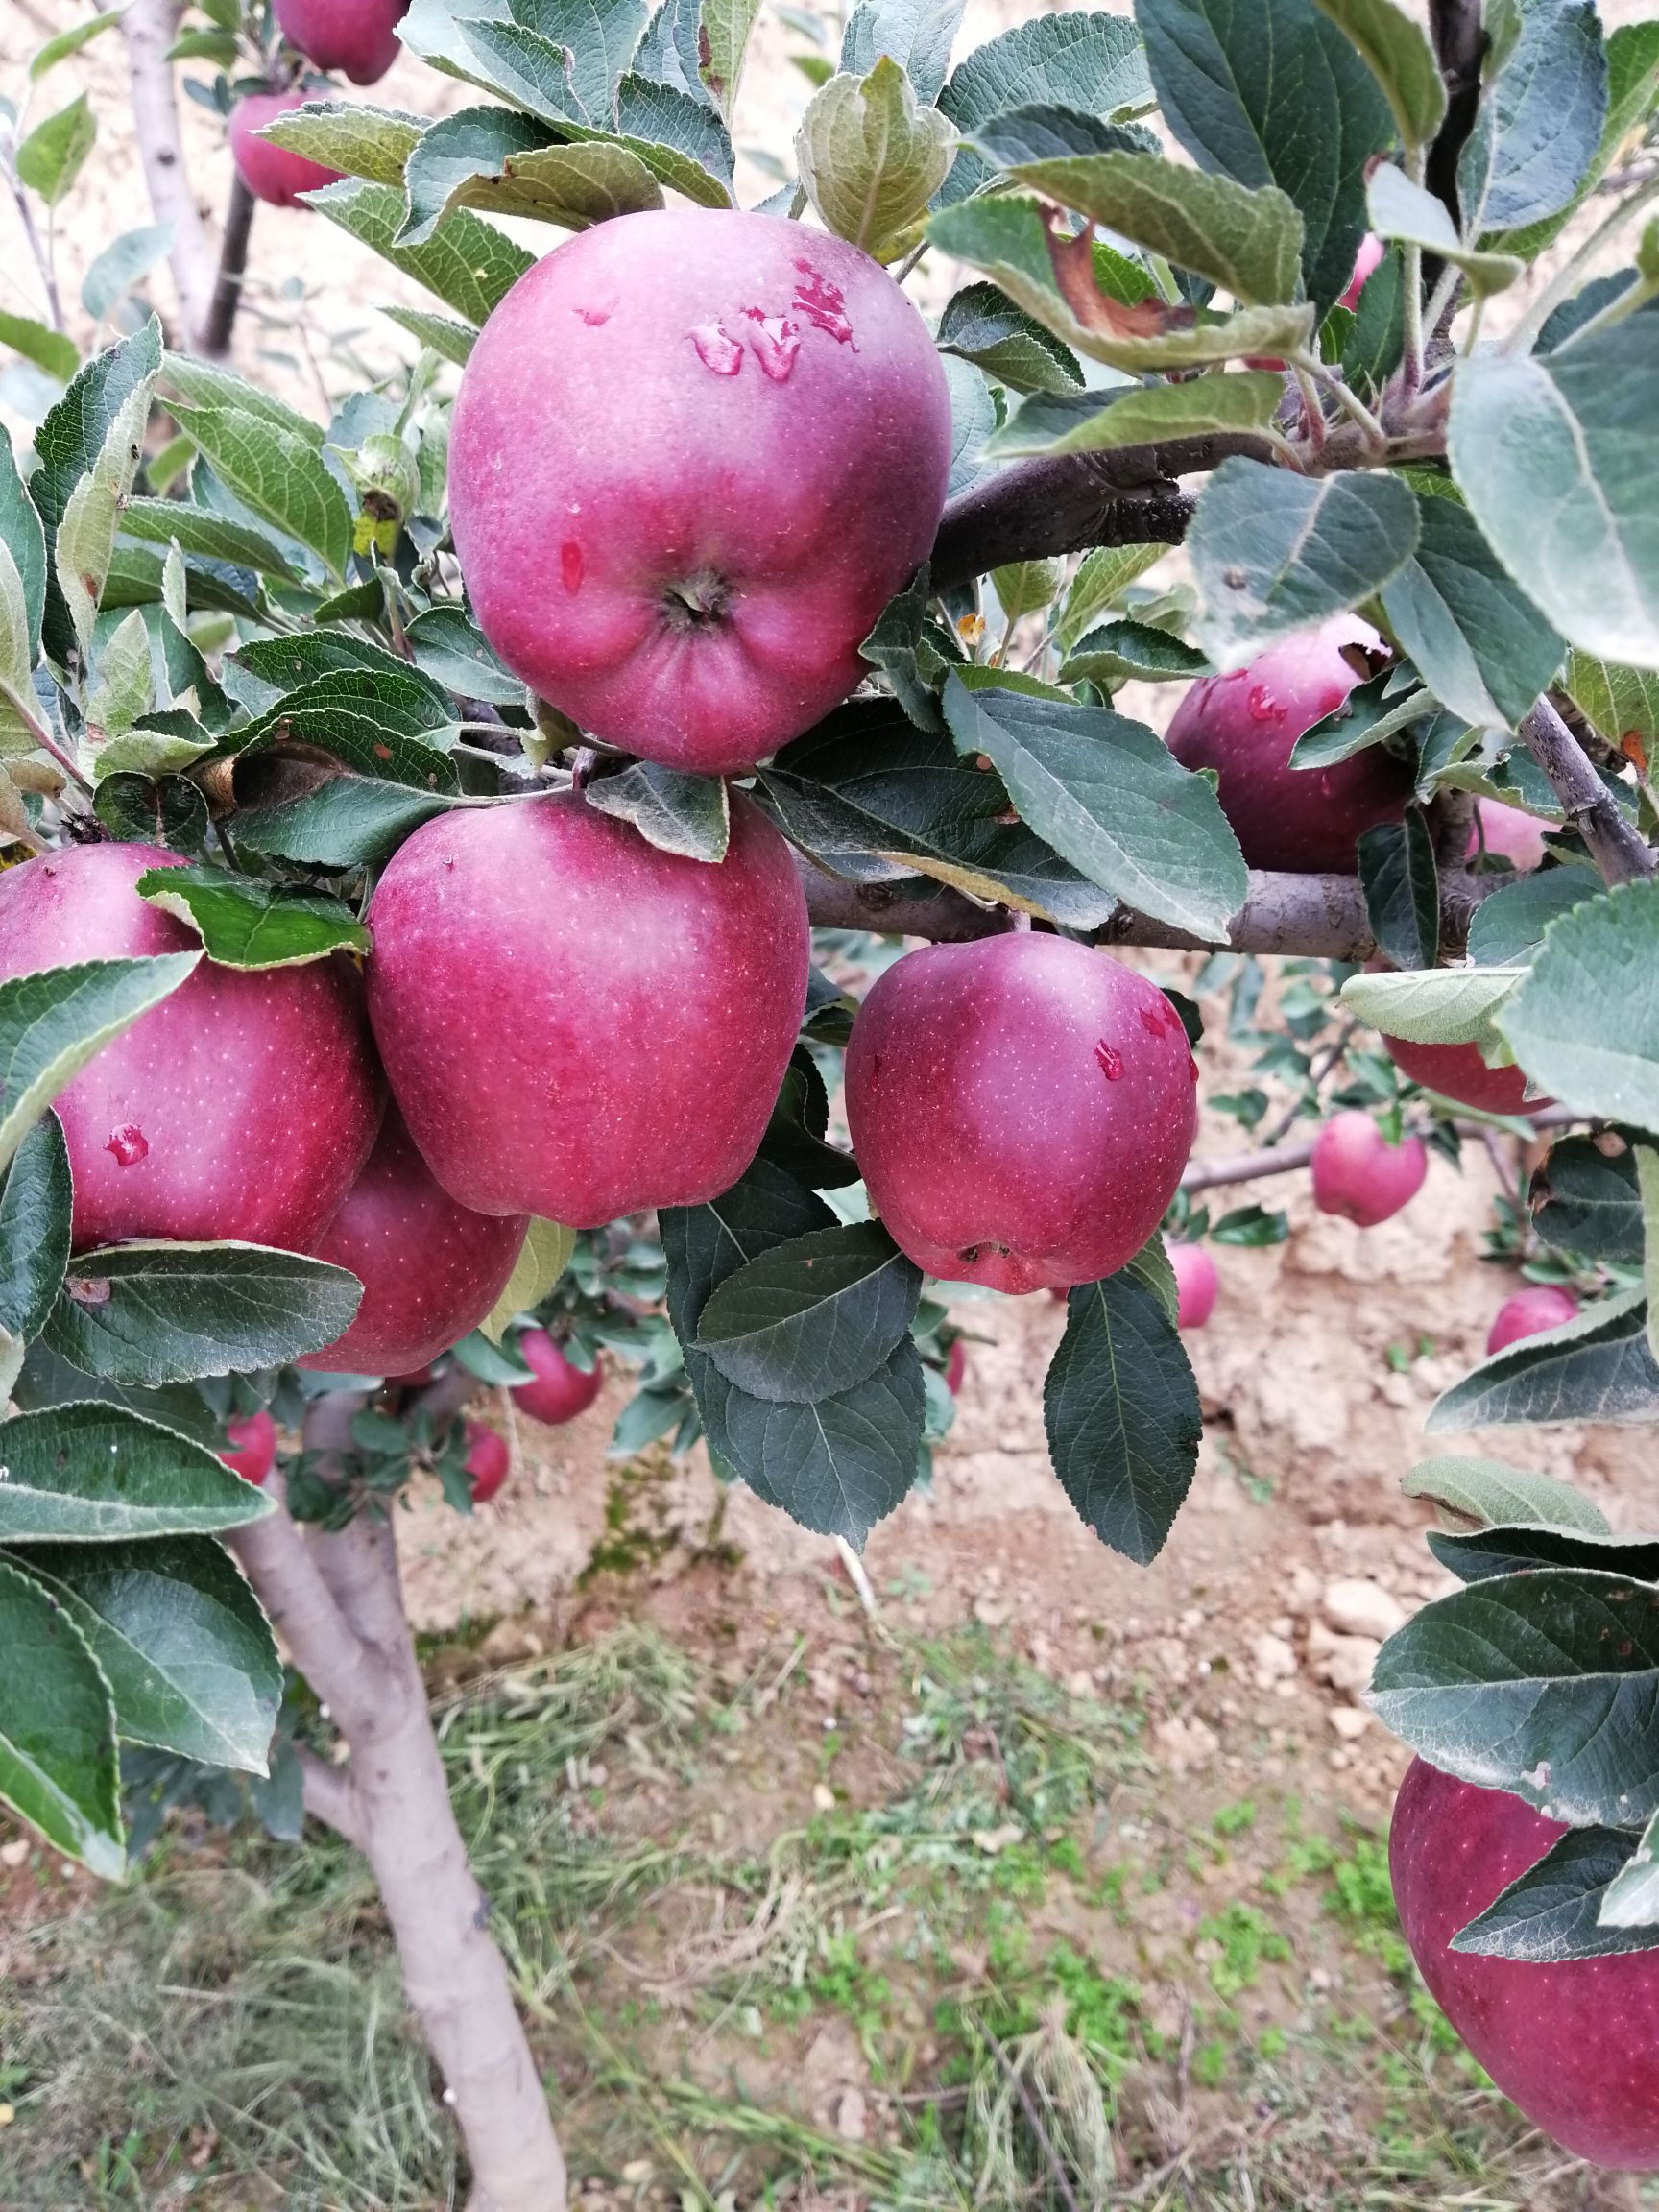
left=1519, top=698, right=1657, bottom=887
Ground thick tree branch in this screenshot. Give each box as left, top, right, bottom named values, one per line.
left=1183, top=1137, right=1316, bottom=1191
left=296, top=1743, right=367, bottom=1851
left=800, top=857, right=1502, bottom=961
left=1427, top=0, right=1487, bottom=229
left=123, top=0, right=221, bottom=349
left=1519, top=698, right=1656, bottom=886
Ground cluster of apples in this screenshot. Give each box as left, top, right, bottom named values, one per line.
left=228, top=0, right=406, bottom=207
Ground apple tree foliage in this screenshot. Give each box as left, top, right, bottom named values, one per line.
left=0, top=0, right=1655, bottom=1993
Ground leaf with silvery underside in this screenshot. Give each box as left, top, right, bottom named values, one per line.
left=1531, top=1135, right=1643, bottom=1265
left=0, top=1558, right=122, bottom=1877
left=1449, top=325, right=1659, bottom=673
left=987, top=141, right=1303, bottom=308
left=1404, top=1454, right=1611, bottom=1535
left=1188, top=458, right=1419, bottom=671
left=1288, top=676, right=1432, bottom=773
left=1382, top=487, right=1566, bottom=733
left=399, top=107, right=661, bottom=244
left=133, top=867, right=373, bottom=972
left=305, top=179, right=535, bottom=325
left=479, top=1218, right=572, bottom=1344
left=6, top=1537, right=281, bottom=1774
left=0, top=1403, right=273, bottom=1545
left=159, top=353, right=323, bottom=445
left=942, top=352, right=995, bottom=500
left=1368, top=1564, right=1659, bottom=1829
left=1458, top=0, right=1607, bottom=241
left=757, top=702, right=1120, bottom=929
left=0, top=429, right=47, bottom=668
left=936, top=284, right=1083, bottom=397
left=1599, top=1804, right=1659, bottom=1930
left=16, top=93, right=96, bottom=206
left=927, top=196, right=1316, bottom=375
left=0, top=954, right=200, bottom=1182
left=480, top=0, right=652, bottom=122
left=118, top=499, right=302, bottom=585
left=1450, top=1827, right=1657, bottom=1961
left=1494, top=18, right=1659, bottom=261
left=380, top=304, right=479, bottom=367
left=0, top=1115, right=71, bottom=1401
left=798, top=60, right=956, bottom=261
left=1365, top=165, right=1522, bottom=297
left=1339, top=965, right=1522, bottom=1060
left=1045, top=1266, right=1201, bottom=1565
left=1498, top=881, right=1659, bottom=1130
left=10, top=1340, right=221, bottom=1446
left=56, top=373, right=157, bottom=663
left=0, top=309, right=77, bottom=386
left=260, top=100, right=425, bottom=186
left=938, top=11, right=1153, bottom=206
left=1425, top=1286, right=1659, bottom=1434
left=1310, top=0, right=1445, bottom=155
left=1429, top=1521, right=1659, bottom=1587
left=987, top=370, right=1285, bottom=461
left=168, top=406, right=351, bottom=584
left=1056, top=542, right=1171, bottom=655
left=840, top=0, right=965, bottom=107
left=404, top=606, right=522, bottom=705
left=945, top=667, right=1247, bottom=942
left=699, top=0, right=762, bottom=113
left=860, top=565, right=956, bottom=735
left=584, top=761, right=730, bottom=861
left=82, top=225, right=177, bottom=325
left=1135, top=0, right=1394, bottom=319
left=1058, top=619, right=1209, bottom=687
left=1466, top=871, right=1593, bottom=968
left=695, top=1222, right=922, bottom=1404
left=231, top=779, right=455, bottom=871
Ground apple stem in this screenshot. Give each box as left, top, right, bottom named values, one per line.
left=834, top=1535, right=880, bottom=1619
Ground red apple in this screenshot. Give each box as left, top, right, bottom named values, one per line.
left=220, top=1410, right=276, bottom=1486
left=1340, top=231, right=1386, bottom=310
left=1467, top=799, right=1551, bottom=873
left=365, top=791, right=808, bottom=1226
left=464, top=1422, right=510, bottom=1503
left=228, top=91, right=344, bottom=207
left=1382, top=1034, right=1547, bottom=1117
left=944, top=1338, right=967, bottom=1395
left=513, top=1328, right=603, bottom=1426
left=447, top=208, right=953, bottom=774
left=1166, top=616, right=1410, bottom=871
left=1167, top=1240, right=1217, bottom=1329
left=1392, top=1756, right=1659, bottom=2168
left=843, top=933, right=1198, bottom=1294
left=297, top=1108, right=528, bottom=1375
left=1487, top=1284, right=1579, bottom=1356
left=275, top=0, right=406, bottom=83
left=0, top=842, right=382, bottom=1252
left=1310, top=1110, right=1428, bottom=1226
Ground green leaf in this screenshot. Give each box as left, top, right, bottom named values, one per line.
left=159, top=354, right=323, bottom=445
left=1055, top=541, right=1170, bottom=653
left=1599, top=1805, right=1659, bottom=1932
left=986, top=370, right=1285, bottom=461
left=797, top=59, right=956, bottom=261
left=306, top=178, right=535, bottom=324
left=0, top=1556, right=122, bottom=1876
left=1310, top=0, right=1445, bottom=154
left=1426, top=1286, right=1659, bottom=1433
left=11, top=1341, right=220, bottom=1446
left=0, top=1114, right=71, bottom=1399
left=942, top=668, right=1247, bottom=942
left=54, top=365, right=159, bottom=663
left=404, top=604, right=521, bottom=703
left=29, top=9, right=126, bottom=80
left=1188, top=457, right=1420, bottom=670
left=583, top=761, right=730, bottom=861
left=169, top=406, right=352, bottom=583
left=42, top=1241, right=363, bottom=1386
left=1449, top=324, right=1659, bottom=671
left=566, top=77, right=734, bottom=205
left=225, top=631, right=450, bottom=718
left=1339, top=238, right=1404, bottom=397
left=118, top=498, right=301, bottom=583
left=1427, top=1519, right=1659, bottom=1586
left=1452, top=1827, right=1656, bottom=1960
left=1358, top=806, right=1438, bottom=972
left=927, top=194, right=1316, bottom=373
left=0, top=309, right=78, bottom=385
left=36, top=324, right=165, bottom=543
left=259, top=99, right=424, bottom=186
left=1637, top=1142, right=1659, bottom=1368
left=133, top=864, right=372, bottom=971
left=400, top=106, right=661, bottom=245
left=1339, top=962, right=1523, bottom=1049
left=232, top=777, right=454, bottom=869
left=1365, top=165, right=1523, bottom=296
left=701, top=0, right=763, bottom=112
left=1381, top=487, right=1565, bottom=731
left=379, top=303, right=479, bottom=367
left=0, top=953, right=200, bottom=1180
left=840, top=0, right=967, bottom=106
left=1565, top=651, right=1659, bottom=757
left=1459, top=0, right=1608, bottom=239
left=1466, top=870, right=1592, bottom=967
left=1494, top=19, right=1659, bottom=259
left=1136, top=0, right=1394, bottom=317
left=232, top=672, right=459, bottom=792
left=1286, top=671, right=1431, bottom=771
left=938, top=11, right=1154, bottom=205
left=759, top=1045, right=860, bottom=1190
left=1044, top=1267, right=1202, bottom=1566
left=1532, top=1135, right=1642, bottom=1264
left=992, top=144, right=1303, bottom=306
left=8, top=1537, right=280, bottom=1773
left=478, top=1217, right=574, bottom=1343
left=85, top=609, right=156, bottom=736
left=16, top=92, right=96, bottom=206
left=695, top=1221, right=923, bottom=1404
left=990, top=559, right=1062, bottom=623
left=937, top=283, right=1084, bottom=397
left=1403, top=1453, right=1611, bottom=1535
left=82, top=224, right=177, bottom=324
left=1058, top=618, right=1210, bottom=687
left=1499, top=880, right=1659, bottom=1128
left=0, top=1403, right=273, bottom=1543
left=1368, top=1564, right=1659, bottom=1827
left=461, top=0, right=650, bottom=125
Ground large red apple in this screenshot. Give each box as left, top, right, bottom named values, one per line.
left=1166, top=617, right=1410, bottom=870
left=1468, top=799, right=1551, bottom=873
left=1167, top=1240, right=1217, bottom=1329
left=447, top=208, right=952, bottom=774
left=365, top=791, right=808, bottom=1225
left=275, top=0, right=406, bottom=83
left=0, top=842, right=382, bottom=1252
left=464, top=1422, right=510, bottom=1503
left=1383, top=1034, right=1545, bottom=1116
left=1392, top=1756, right=1659, bottom=2168
left=297, top=1108, right=528, bottom=1374
left=228, top=91, right=343, bottom=207
left=513, top=1328, right=604, bottom=1426
left=1487, top=1283, right=1578, bottom=1355
left=1310, top=1110, right=1428, bottom=1226
left=843, top=934, right=1198, bottom=1294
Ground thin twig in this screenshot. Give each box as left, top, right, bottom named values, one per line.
left=1181, top=1139, right=1316, bottom=1193
left=1518, top=697, right=1656, bottom=886
left=833, top=1536, right=879, bottom=1619
left=201, top=174, right=256, bottom=360
left=1260, top=1021, right=1358, bottom=1147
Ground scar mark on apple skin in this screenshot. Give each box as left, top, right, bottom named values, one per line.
left=690, top=324, right=743, bottom=375
left=107, top=1124, right=148, bottom=1166
left=1094, top=1041, right=1123, bottom=1081
left=572, top=302, right=612, bottom=326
